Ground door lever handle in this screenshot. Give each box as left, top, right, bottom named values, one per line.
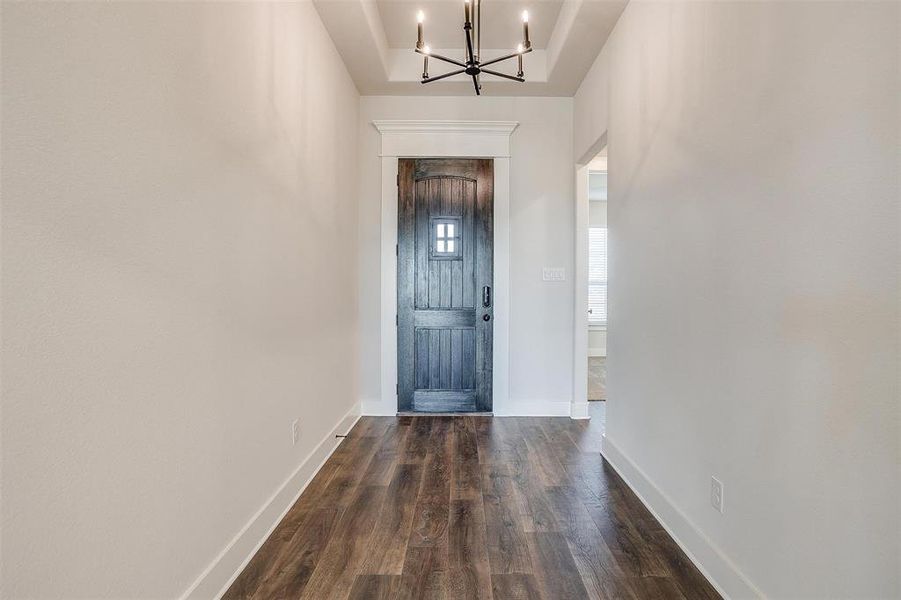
left=482, top=286, right=491, bottom=308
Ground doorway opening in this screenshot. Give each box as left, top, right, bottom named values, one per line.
left=586, top=150, right=607, bottom=405
left=573, top=139, right=607, bottom=423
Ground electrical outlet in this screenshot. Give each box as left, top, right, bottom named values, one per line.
left=292, top=419, right=300, bottom=446
left=710, top=476, right=724, bottom=513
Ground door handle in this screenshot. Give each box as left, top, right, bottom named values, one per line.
left=482, top=286, right=491, bottom=308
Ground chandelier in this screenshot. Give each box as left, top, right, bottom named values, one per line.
left=415, top=1, right=532, bottom=95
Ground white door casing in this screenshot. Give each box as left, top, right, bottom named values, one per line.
left=367, top=120, right=516, bottom=416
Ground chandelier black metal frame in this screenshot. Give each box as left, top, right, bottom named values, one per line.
left=414, top=0, right=532, bottom=95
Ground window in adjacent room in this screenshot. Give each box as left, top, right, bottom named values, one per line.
left=588, top=227, right=607, bottom=325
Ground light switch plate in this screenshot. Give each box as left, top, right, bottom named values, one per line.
left=542, top=267, right=566, bottom=281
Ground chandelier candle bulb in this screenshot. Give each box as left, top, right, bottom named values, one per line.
left=412, top=0, right=531, bottom=95
left=416, top=11, right=424, bottom=48
left=522, top=10, right=530, bottom=48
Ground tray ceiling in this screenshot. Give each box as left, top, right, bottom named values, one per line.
left=313, top=0, right=628, bottom=96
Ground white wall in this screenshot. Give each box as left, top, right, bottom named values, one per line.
left=574, top=1, right=900, bottom=598
left=357, top=96, right=574, bottom=415
left=1, top=2, right=360, bottom=598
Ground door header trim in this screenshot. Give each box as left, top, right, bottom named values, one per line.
left=372, top=120, right=519, bottom=157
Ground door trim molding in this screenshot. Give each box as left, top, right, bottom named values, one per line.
left=572, top=132, right=607, bottom=420
left=368, top=120, right=517, bottom=416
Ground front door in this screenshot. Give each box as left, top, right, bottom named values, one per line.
left=397, top=158, right=493, bottom=413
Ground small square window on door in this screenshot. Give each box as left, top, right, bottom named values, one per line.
left=430, top=217, right=462, bottom=259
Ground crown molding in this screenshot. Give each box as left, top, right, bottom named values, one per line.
left=372, top=120, right=519, bottom=135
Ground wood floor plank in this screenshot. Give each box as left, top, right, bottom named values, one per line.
left=448, top=498, right=492, bottom=599
left=222, top=504, right=314, bottom=598
left=649, top=529, right=721, bottom=600
left=403, top=545, right=449, bottom=600
left=315, top=436, right=380, bottom=510
left=360, top=463, right=424, bottom=574
left=625, top=575, right=689, bottom=600
left=480, top=463, right=532, bottom=575
left=451, top=418, right=481, bottom=502
left=516, top=418, right=568, bottom=487
left=401, top=416, right=433, bottom=464
left=505, top=432, right=559, bottom=533
left=544, top=485, right=633, bottom=600
left=250, top=507, right=341, bottom=599
left=451, top=455, right=482, bottom=501
left=348, top=575, right=415, bottom=600
left=583, top=469, right=672, bottom=580
left=527, top=532, right=590, bottom=600
left=409, top=496, right=450, bottom=548
left=584, top=497, right=669, bottom=579
left=361, top=421, right=408, bottom=487
left=419, top=419, right=452, bottom=498
left=300, top=485, right=389, bottom=599
left=538, top=418, right=584, bottom=465
left=227, top=414, right=722, bottom=600
left=491, top=574, right=542, bottom=600
left=355, top=416, right=395, bottom=439
left=454, top=416, right=480, bottom=463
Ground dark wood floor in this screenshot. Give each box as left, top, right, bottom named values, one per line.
left=224, top=406, right=720, bottom=599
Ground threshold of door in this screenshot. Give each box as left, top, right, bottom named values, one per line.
left=397, top=411, right=494, bottom=417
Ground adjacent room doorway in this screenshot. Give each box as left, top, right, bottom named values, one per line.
left=397, top=158, right=494, bottom=413
left=586, top=151, right=607, bottom=403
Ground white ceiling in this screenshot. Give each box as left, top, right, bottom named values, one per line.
left=378, top=0, right=563, bottom=50
left=313, top=0, right=627, bottom=96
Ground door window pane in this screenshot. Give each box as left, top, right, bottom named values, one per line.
left=431, top=217, right=462, bottom=258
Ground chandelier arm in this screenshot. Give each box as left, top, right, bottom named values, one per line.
left=416, top=48, right=467, bottom=69
left=480, top=68, right=525, bottom=83
left=471, top=74, right=481, bottom=95
left=477, top=47, right=532, bottom=69
left=422, top=68, right=467, bottom=84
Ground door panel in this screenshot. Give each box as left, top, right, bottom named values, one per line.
left=398, top=158, right=493, bottom=413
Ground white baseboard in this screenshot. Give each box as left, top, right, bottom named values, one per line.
left=362, top=398, right=575, bottom=417
left=180, top=403, right=362, bottom=600
left=493, top=400, right=572, bottom=417
left=600, top=436, right=763, bottom=600
left=570, top=402, right=590, bottom=419
left=361, top=398, right=395, bottom=416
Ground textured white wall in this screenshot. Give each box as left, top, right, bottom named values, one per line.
left=574, top=1, right=900, bottom=597
left=357, top=97, right=574, bottom=413
left=0, top=2, right=359, bottom=598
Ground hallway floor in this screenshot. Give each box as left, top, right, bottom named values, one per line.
left=588, top=357, right=606, bottom=401
left=224, top=406, right=719, bottom=599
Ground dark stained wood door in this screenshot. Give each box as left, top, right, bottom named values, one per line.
left=398, top=158, right=493, bottom=413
